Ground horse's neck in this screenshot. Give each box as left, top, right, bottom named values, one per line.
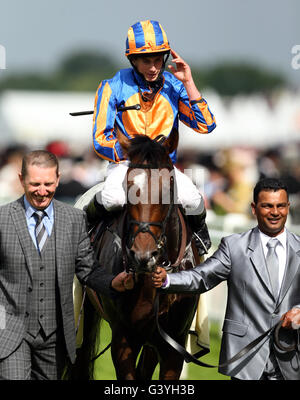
left=165, top=206, right=182, bottom=263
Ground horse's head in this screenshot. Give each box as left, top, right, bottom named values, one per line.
left=118, top=128, right=179, bottom=273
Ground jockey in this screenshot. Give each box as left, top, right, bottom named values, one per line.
left=88, top=20, right=216, bottom=255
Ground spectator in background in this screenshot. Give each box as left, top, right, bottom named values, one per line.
left=257, top=143, right=300, bottom=224
left=258, top=148, right=281, bottom=179
left=45, top=141, right=89, bottom=204
left=205, top=148, right=257, bottom=216
left=0, top=145, right=28, bottom=204
left=46, top=141, right=106, bottom=204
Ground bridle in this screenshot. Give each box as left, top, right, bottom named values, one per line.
left=125, top=162, right=175, bottom=272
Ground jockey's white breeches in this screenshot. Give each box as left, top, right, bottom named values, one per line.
left=99, top=162, right=204, bottom=215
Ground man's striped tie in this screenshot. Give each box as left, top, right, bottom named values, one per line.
left=34, top=211, right=48, bottom=253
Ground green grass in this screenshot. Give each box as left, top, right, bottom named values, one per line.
left=93, top=320, right=229, bottom=380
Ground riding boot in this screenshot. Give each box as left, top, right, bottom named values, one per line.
left=84, top=192, right=107, bottom=227
left=187, top=210, right=211, bottom=256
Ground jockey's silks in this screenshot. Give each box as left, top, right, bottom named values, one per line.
left=93, top=68, right=216, bottom=163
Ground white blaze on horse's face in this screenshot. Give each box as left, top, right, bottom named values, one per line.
left=133, top=170, right=147, bottom=192
left=127, top=169, right=149, bottom=205
left=127, top=168, right=174, bottom=206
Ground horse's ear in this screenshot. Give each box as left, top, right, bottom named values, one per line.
left=116, top=127, right=130, bottom=155
left=163, top=128, right=179, bottom=154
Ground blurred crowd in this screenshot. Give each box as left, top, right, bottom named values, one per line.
left=0, top=139, right=299, bottom=225
left=177, top=140, right=300, bottom=224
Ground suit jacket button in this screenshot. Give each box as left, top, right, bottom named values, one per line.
left=28, top=287, right=32, bottom=292
left=25, top=312, right=29, bottom=317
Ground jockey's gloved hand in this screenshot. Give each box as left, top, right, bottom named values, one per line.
left=84, top=193, right=106, bottom=225
left=187, top=210, right=211, bottom=256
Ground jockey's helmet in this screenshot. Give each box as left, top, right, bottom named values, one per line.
left=125, top=20, right=170, bottom=59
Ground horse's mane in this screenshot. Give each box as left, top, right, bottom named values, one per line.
left=127, top=135, right=171, bottom=167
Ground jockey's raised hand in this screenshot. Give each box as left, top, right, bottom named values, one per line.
left=168, top=49, right=201, bottom=101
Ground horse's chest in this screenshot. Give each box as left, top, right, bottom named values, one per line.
left=129, top=296, right=153, bottom=324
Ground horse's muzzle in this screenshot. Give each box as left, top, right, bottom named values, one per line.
left=128, top=249, right=159, bottom=273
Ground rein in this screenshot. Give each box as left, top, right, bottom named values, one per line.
left=154, top=293, right=298, bottom=368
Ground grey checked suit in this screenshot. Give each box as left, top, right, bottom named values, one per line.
left=166, top=227, right=300, bottom=380
left=0, top=197, right=97, bottom=369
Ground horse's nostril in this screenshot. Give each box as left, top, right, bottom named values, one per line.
left=129, top=250, right=135, bottom=257
left=151, top=251, right=158, bottom=258
left=129, top=250, right=137, bottom=261
left=129, top=250, right=143, bottom=264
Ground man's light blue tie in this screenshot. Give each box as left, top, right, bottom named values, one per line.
left=266, top=238, right=279, bottom=298
left=34, top=211, right=48, bottom=254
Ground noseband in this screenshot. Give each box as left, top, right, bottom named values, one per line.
left=126, top=162, right=175, bottom=269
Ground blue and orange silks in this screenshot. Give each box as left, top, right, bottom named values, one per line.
left=93, top=68, right=216, bottom=164
left=125, top=20, right=171, bottom=57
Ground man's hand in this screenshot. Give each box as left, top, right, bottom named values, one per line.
left=152, top=267, right=167, bottom=288
left=168, top=49, right=192, bottom=83
left=168, top=49, right=201, bottom=101
left=281, top=308, right=300, bottom=329
left=111, top=271, right=134, bottom=292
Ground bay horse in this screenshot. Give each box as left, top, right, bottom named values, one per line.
left=70, top=129, right=201, bottom=380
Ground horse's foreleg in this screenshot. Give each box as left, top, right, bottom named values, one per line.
left=136, top=345, right=158, bottom=380
left=157, top=345, right=185, bottom=380
left=111, top=331, right=142, bottom=380
left=159, top=354, right=184, bottom=380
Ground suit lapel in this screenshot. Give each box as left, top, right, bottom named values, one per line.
left=278, top=230, right=300, bottom=305
left=53, top=200, right=71, bottom=283
left=249, top=227, right=274, bottom=299
left=10, top=197, right=37, bottom=283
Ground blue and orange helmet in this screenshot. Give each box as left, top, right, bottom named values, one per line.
left=125, top=20, right=170, bottom=58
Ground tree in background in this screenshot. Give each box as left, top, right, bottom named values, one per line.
left=0, top=50, right=119, bottom=92
left=54, top=50, right=119, bottom=91
left=0, top=50, right=287, bottom=95
left=199, top=62, right=286, bottom=96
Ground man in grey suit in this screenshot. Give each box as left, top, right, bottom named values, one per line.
left=0, top=150, right=106, bottom=380
left=152, top=178, right=300, bottom=380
